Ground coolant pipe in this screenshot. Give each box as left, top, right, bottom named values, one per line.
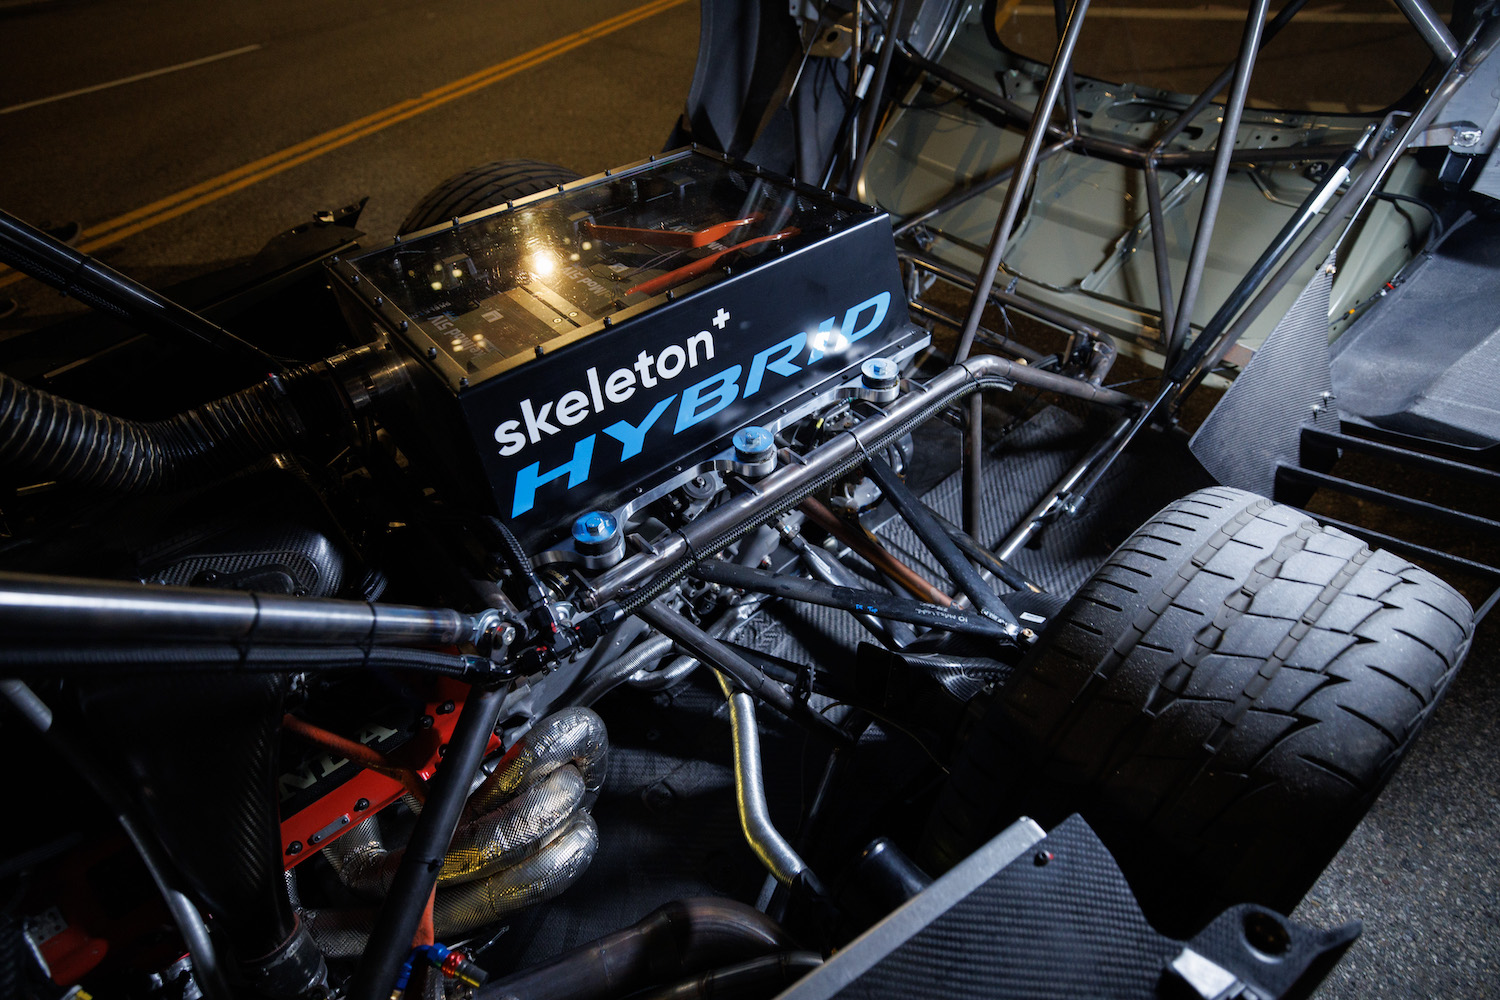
left=474, top=898, right=791, bottom=1000
left=347, top=683, right=510, bottom=1000
left=0, top=570, right=496, bottom=648
left=713, top=671, right=821, bottom=894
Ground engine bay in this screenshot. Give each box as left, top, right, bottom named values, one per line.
left=0, top=144, right=1477, bottom=1000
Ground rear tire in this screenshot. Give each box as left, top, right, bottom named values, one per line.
left=925, top=487, right=1473, bottom=932
left=400, top=159, right=581, bottom=234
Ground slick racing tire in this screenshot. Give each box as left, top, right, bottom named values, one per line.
left=924, top=487, right=1473, bottom=932
left=400, top=159, right=582, bottom=234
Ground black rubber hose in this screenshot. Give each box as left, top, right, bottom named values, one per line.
left=0, top=643, right=483, bottom=678
left=0, top=368, right=309, bottom=494
left=475, top=898, right=792, bottom=1000
left=348, top=682, right=510, bottom=1000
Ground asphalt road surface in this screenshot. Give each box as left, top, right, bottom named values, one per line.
left=0, top=1, right=1493, bottom=998
left=0, top=0, right=702, bottom=322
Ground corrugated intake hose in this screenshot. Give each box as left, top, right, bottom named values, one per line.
left=304, top=708, right=607, bottom=957
left=473, top=898, right=792, bottom=1000
left=0, top=368, right=308, bottom=493
left=0, top=343, right=405, bottom=496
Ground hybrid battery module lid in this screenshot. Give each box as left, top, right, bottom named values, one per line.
left=341, top=148, right=872, bottom=388
left=330, top=149, right=924, bottom=541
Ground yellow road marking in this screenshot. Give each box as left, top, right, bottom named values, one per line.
left=1010, top=5, right=1409, bottom=22
left=1, top=0, right=688, bottom=289
left=995, top=0, right=1027, bottom=30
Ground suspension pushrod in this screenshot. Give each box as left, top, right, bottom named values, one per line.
left=639, top=601, right=850, bottom=744
left=692, top=559, right=1016, bottom=641
left=863, top=456, right=1020, bottom=632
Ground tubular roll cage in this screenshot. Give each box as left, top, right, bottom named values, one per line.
left=842, top=0, right=1496, bottom=572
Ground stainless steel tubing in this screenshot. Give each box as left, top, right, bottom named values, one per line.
left=993, top=414, right=1135, bottom=562
left=587, top=355, right=1136, bottom=607
left=1393, top=0, right=1459, bottom=62
left=0, top=570, right=482, bottom=647
left=714, top=671, right=812, bottom=888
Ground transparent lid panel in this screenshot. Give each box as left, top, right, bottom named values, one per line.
left=350, top=153, right=859, bottom=382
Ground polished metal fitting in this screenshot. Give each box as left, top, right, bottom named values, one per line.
left=731, top=425, right=776, bottom=478
left=856, top=356, right=901, bottom=403
left=572, top=510, right=625, bottom=571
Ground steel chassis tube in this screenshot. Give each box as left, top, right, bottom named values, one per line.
left=0, top=570, right=485, bottom=647
left=1180, top=19, right=1496, bottom=393
left=1, top=680, right=235, bottom=1000
left=951, top=0, right=1091, bottom=536
left=348, top=682, right=510, bottom=1000
left=1393, top=0, right=1459, bottom=61
left=896, top=48, right=1351, bottom=172
left=586, top=355, right=1135, bottom=609
left=952, top=0, right=1092, bottom=367
left=1164, top=0, right=1271, bottom=364
left=892, top=143, right=1072, bottom=238
left=1054, top=21, right=1494, bottom=509
left=0, top=209, right=281, bottom=372
left=901, top=251, right=1103, bottom=350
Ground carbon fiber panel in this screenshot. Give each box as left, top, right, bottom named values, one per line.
left=1191, top=253, right=1340, bottom=497
left=786, top=815, right=1175, bottom=1000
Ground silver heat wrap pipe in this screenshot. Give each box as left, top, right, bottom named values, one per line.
left=304, top=814, right=599, bottom=958
left=468, top=706, right=608, bottom=812
left=303, top=708, right=607, bottom=957
left=322, top=767, right=586, bottom=893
